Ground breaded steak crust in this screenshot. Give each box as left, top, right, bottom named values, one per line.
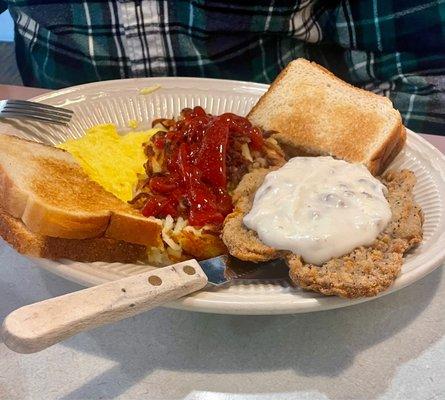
left=222, top=168, right=423, bottom=298
left=222, top=168, right=283, bottom=262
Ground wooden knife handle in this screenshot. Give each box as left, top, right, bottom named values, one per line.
left=2, top=259, right=207, bottom=354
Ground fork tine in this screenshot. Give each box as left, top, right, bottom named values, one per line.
left=1, top=108, right=71, bottom=121
left=0, top=105, right=73, bottom=119
left=0, top=111, right=71, bottom=125
left=5, top=102, right=73, bottom=117
left=3, top=104, right=73, bottom=120
left=7, top=99, right=74, bottom=113
left=6, top=100, right=74, bottom=115
left=0, top=110, right=71, bottom=123
left=0, top=112, right=70, bottom=124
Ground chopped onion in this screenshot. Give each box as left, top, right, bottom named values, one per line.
left=241, top=143, right=253, bottom=162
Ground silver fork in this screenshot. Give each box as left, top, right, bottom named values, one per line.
left=0, top=99, right=73, bottom=125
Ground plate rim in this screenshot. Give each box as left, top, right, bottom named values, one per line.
left=22, top=77, right=445, bottom=315
left=29, top=76, right=271, bottom=103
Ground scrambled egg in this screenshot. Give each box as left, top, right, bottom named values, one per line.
left=139, top=85, right=161, bottom=95
left=127, top=119, right=139, bottom=129
left=58, top=123, right=161, bottom=201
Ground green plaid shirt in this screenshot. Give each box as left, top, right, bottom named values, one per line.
left=2, top=0, right=445, bottom=134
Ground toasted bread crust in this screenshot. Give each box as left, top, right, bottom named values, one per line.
left=21, top=197, right=110, bottom=239
left=0, top=206, right=146, bottom=263
left=249, top=58, right=398, bottom=118
left=248, top=58, right=405, bottom=176
left=368, top=125, right=406, bottom=175
left=0, top=134, right=163, bottom=247
left=0, top=162, right=29, bottom=218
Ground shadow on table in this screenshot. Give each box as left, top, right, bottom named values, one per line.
left=19, top=264, right=439, bottom=400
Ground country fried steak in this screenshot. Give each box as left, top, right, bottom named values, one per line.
left=222, top=168, right=282, bottom=262
left=222, top=168, right=423, bottom=298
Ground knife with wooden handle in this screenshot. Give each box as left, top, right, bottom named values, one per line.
left=2, top=256, right=287, bottom=354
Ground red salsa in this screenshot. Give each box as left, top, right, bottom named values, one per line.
left=140, top=106, right=264, bottom=227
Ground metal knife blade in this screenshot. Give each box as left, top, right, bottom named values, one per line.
left=199, top=254, right=290, bottom=286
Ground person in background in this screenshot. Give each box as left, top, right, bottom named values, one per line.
left=1, top=1, right=444, bottom=134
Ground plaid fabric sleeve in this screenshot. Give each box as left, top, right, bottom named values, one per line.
left=5, top=0, right=445, bottom=134
left=313, top=0, right=445, bottom=134
left=8, top=1, right=131, bottom=88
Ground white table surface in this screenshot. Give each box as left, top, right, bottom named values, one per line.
left=1, top=247, right=444, bottom=400
left=0, top=85, right=444, bottom=400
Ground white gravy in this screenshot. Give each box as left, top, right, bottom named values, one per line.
left=243, top=157, right=392, bottom=265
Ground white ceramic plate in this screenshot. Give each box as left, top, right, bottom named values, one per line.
left=1, top=77, right=444, bottom=315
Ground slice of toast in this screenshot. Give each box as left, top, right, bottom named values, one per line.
left=0, top=134, right=162, bottom=247
left=0, top=205, right=146, bottom=263
left=248, top=59, right=406, bottom=175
